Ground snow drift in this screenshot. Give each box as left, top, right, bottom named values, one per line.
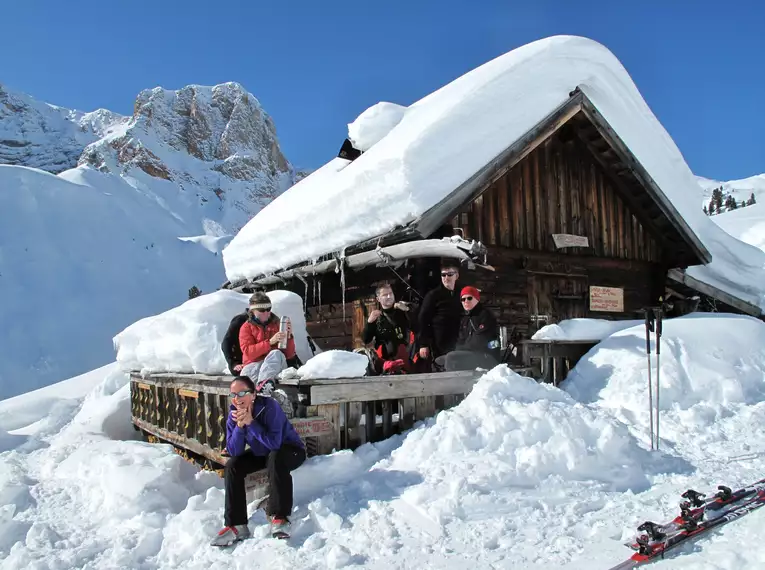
left=113, top=289, right=314, bottom=374
left=3, top=314, right=765, bottom=568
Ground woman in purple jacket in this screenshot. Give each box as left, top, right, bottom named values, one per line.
left=211, top=375, right=306, bottom=546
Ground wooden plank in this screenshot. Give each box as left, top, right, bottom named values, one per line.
left=415, top=396, right=437, bottom=422
left=297, top=370, right=479, bottom=387
left=344, top=402, right=365, bottom=449
left=364, top=401, right=377, bottom=442
left=398, top=398, right=416, bottom=431
left=474, top=195, right=484, bottom=244
left=485, top=183, right=497, bottom=245
left=523, top=158, right=534, bottom=251
left=310, top=374, right=483, bottom=405
left=315, top=404, right=341, bottom=454
left=178, top=388, right=198, bottom=399
left=533, top=146, right=544, bottom=250
left=512, top=164, right=524, bottom=248
left=557, top=143, right=568, bottom=236
left=545, top=140, right=557, bottom=249
left=382, top=400, right=394, bottom=439
left=498, top=174, right=511, bottom=247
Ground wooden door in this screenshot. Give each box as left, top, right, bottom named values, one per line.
left=527, top=274, right=588, bottom=334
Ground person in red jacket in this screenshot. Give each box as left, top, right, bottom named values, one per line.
left=239, top=292, right=296, bottom=387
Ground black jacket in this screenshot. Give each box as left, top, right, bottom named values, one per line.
left=417, top=285, right=462, bottom=357
left=221, top=311, right=248, bottom=373
left=456, top=302, right=500, bottom=359
left=362, top=307, right=410, bottom=359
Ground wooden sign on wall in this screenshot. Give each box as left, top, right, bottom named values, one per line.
left=589, top=286, right=624, bottom=312
left=552, top=234, right=590, bottom=248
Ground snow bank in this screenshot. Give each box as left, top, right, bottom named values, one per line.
left=221, top=36, right=765, bottom=315
left=0, top=164, right=226, bottom=400
left=563, top=313, right=765, bottom=452
left=532, top=318, right=643, bottom=341
left=385, top=366, right=655, bottom=498
left=296, top=350, right=369, bottom=379
left=4, top=319, right=765, bottom=568
left=347, top=102, right=407, bottom=152
left=113, top=289, right=313, bottom=375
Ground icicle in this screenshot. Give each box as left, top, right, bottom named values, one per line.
left=318, top=279, right=322, bottom=310
left=339, top=248, right=347, bottom=324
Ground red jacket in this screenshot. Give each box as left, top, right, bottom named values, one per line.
left=239, top=313, right=296, bottom=365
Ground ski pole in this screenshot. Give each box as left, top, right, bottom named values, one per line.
left=654, top=305, right=663, bottom=451
left=644, top=310, right=655, bottom=450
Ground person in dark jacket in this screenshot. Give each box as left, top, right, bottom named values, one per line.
left=362, top=283, right=412, bottom=373
left=221, top=311, right=248, bottom=373
left=438, top=286, right=500, bottom=371
left=417, top=262, right=462, bottom=361
left=211, top=376, right=306, bottom=546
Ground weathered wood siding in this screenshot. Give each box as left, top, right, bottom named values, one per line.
left=453, top=129, right=661, bottom=262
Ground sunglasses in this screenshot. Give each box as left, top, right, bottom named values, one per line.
left=229, top=390, right=252, bottom=398
left=461, top=296, right=474, bottom=302
left=250, top=306, right=272, bottom=312
left=441, top=271, right=457, bottom=277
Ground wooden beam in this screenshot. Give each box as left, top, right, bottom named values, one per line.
left=579, top=97, right=710, bottom=266
left=309, top=372, right=482, bottom=405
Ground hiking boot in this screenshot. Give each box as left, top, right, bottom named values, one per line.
left=270, top=517, right=291, bottom=539
left=210, top=524, right=251, bottom=547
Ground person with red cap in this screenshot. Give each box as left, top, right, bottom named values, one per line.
left=436, top=285, right=500, bottom=371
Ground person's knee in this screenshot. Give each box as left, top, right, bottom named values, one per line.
left=224, top=455, right=244, bottom=477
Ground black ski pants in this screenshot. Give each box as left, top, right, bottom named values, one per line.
left=224, top=444, right=306, bottom=525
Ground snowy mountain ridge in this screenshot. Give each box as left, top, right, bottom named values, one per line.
left=0, top=83, right=127, bottom=173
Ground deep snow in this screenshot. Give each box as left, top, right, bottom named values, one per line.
left=1, top=313, right=765, bottom=569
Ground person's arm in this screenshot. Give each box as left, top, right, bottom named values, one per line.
left=239, top=322, right=272, bottom=363
left=361, top=320, right=376, bottom=345
left=244, top=400, right=285, bottom=451
left=225, top=410, right=247, bottom=456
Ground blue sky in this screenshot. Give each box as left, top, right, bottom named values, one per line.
left=1, top=0, right=762, bottom=180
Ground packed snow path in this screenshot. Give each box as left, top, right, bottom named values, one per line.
left=2, top=315, right=765, bottom=569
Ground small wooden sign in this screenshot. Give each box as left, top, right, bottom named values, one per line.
left=178, top=388, right=199, bottom=399
left=589, top=286, right=624, bottom=312
left=291, top=417, right=334, bottom=438
left=552, top=234, right=589, bottom=248
left=137, top=382, right=151, bottom=391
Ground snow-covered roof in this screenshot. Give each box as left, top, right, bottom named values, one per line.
left=222, top=35, right=765, bottom=313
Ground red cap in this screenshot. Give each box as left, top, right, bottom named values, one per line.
left=460, top=286, right=480, bottom=301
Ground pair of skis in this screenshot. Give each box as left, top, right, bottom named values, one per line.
left=607, top=477, right=765, bottom=569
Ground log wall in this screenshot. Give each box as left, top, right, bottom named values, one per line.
left=452, top=129, right=661, bottom=262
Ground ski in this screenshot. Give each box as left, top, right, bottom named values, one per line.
left=624, top=477, right=765, bottom=551
left=607, top=478, right=765, bottom=569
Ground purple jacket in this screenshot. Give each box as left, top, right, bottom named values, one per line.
left=226, top=396, right=304, bottom=457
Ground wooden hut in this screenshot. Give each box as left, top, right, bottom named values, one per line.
left=225, top=89, right=723, bottom=376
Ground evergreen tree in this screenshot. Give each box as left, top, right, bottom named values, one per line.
left=703, top=204, right=709, bottom=215
left=711, top=187, right=724, bottom=213
left=741, top=200, right=747, bottom=208
left=725, top=194, right=738, bottom=211
left=188, top=285, right=201, bottom=299
left=708, top=197, right=717, bottom=215
left=747, top=192, right=757, bottom=206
